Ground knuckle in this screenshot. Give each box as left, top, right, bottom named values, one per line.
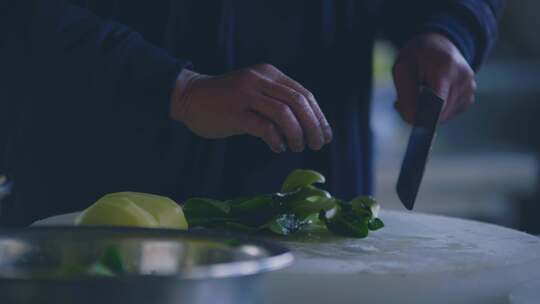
left=438, top=51, right=456, bottom=66
left=248, top=68, right=261, bottom=78
left=465, top=67, right=475, bottom=78
left=290, top=90, right=306, bottom=104
left=261, top=122, right=276, bottom=136
left=469, top=79, right=477, bottom=92
left=275, top=103, right=291, bottom=117
left=460, top=66, right=475, bottom=81
left=255, top=63, right=274, bottom=72
left=432, top=79, right=450, bottom=96
left=305, top=91, right=315, bottom=101
left=238, top=69, right=256, bottom=83
left=434, top=57, right=458, bottom=76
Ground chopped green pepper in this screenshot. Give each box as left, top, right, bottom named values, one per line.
left=281, top=169, right=326, bottom=192
left=182, top=169, right=384, bottom=238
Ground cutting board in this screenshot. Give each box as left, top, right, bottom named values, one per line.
left=509, top=279, right=540, bottom=304
left=33, top=210, right=540, bottom=303
left=260, top=210, right=540, bottom=304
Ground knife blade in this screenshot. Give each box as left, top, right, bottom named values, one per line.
left=396, top=86, right=444, bottom=210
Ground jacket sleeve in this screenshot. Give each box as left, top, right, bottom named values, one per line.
left=0, top=0, right=191, bottom=119
left=379, top=0, right=505, bottom=70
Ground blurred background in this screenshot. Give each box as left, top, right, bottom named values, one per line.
left=373, top=0, right=540, bottom=234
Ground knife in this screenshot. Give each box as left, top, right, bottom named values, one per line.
left=396, top=85, right=444, bottom=210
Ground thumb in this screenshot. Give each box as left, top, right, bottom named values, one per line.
left=392, top=60, right=418, bottom=124
left=423, top=76, right=451, bottom=122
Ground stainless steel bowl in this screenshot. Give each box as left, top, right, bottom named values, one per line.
left=0, top=227, right=293, bottom=304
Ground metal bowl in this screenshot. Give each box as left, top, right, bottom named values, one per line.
left=0, top=227, right=293, bottom=304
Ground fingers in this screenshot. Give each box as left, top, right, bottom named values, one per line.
left=439, top=83, right=458, bottom=122
left=393, top=60, right=419, bottom=124
left=307, top=97, right=333, bottom=144
left=256, top=64, right=333, bottom=144
left=393, top=33, right=478, bottom=124
left=394, top=54, right=475, bottom=124
left=241, top=112, right=286, bottom=153
left=425, top=74, right=452, bottom=122
left=250, top=93, right=306, bottom=152
left=439, top=73, right=476, bottom=121
left=276, top=79, right=333, bottom=145
left=252, top=64, right=332, bottom=149
left=221, top=63, right=333, bottom=153
left=259, top=81, right=326, bottom=151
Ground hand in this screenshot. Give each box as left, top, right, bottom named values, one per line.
left=392, top=33, right=477, bottom=123
left=170, top=64, right=333, bottom=153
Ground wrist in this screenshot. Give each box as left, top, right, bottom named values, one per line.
left=170, top=69, right=205, bottom=122
left=420, top=11, right=479, bottom=69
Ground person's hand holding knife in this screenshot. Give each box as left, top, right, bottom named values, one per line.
left=393, top=33, right=477, bottom=123
left=393, top=33, right=478, bottom=210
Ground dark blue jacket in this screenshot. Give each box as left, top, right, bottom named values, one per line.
left=0, top=0, right=504, bottom=225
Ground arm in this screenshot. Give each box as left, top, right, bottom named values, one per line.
left=1, top=0, right=332, bottom=153
left=380, top=0, right=505, bottom=122
left=381, top=0, right=505, bottom=69
left=1, top=0, right=190, bottom=119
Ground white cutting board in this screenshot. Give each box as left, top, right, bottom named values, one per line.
left=33, top=210, right=540, bottom=303
left=261, top=210, right=540, bottom=304
left=509, top=279, right=540, bottom=304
